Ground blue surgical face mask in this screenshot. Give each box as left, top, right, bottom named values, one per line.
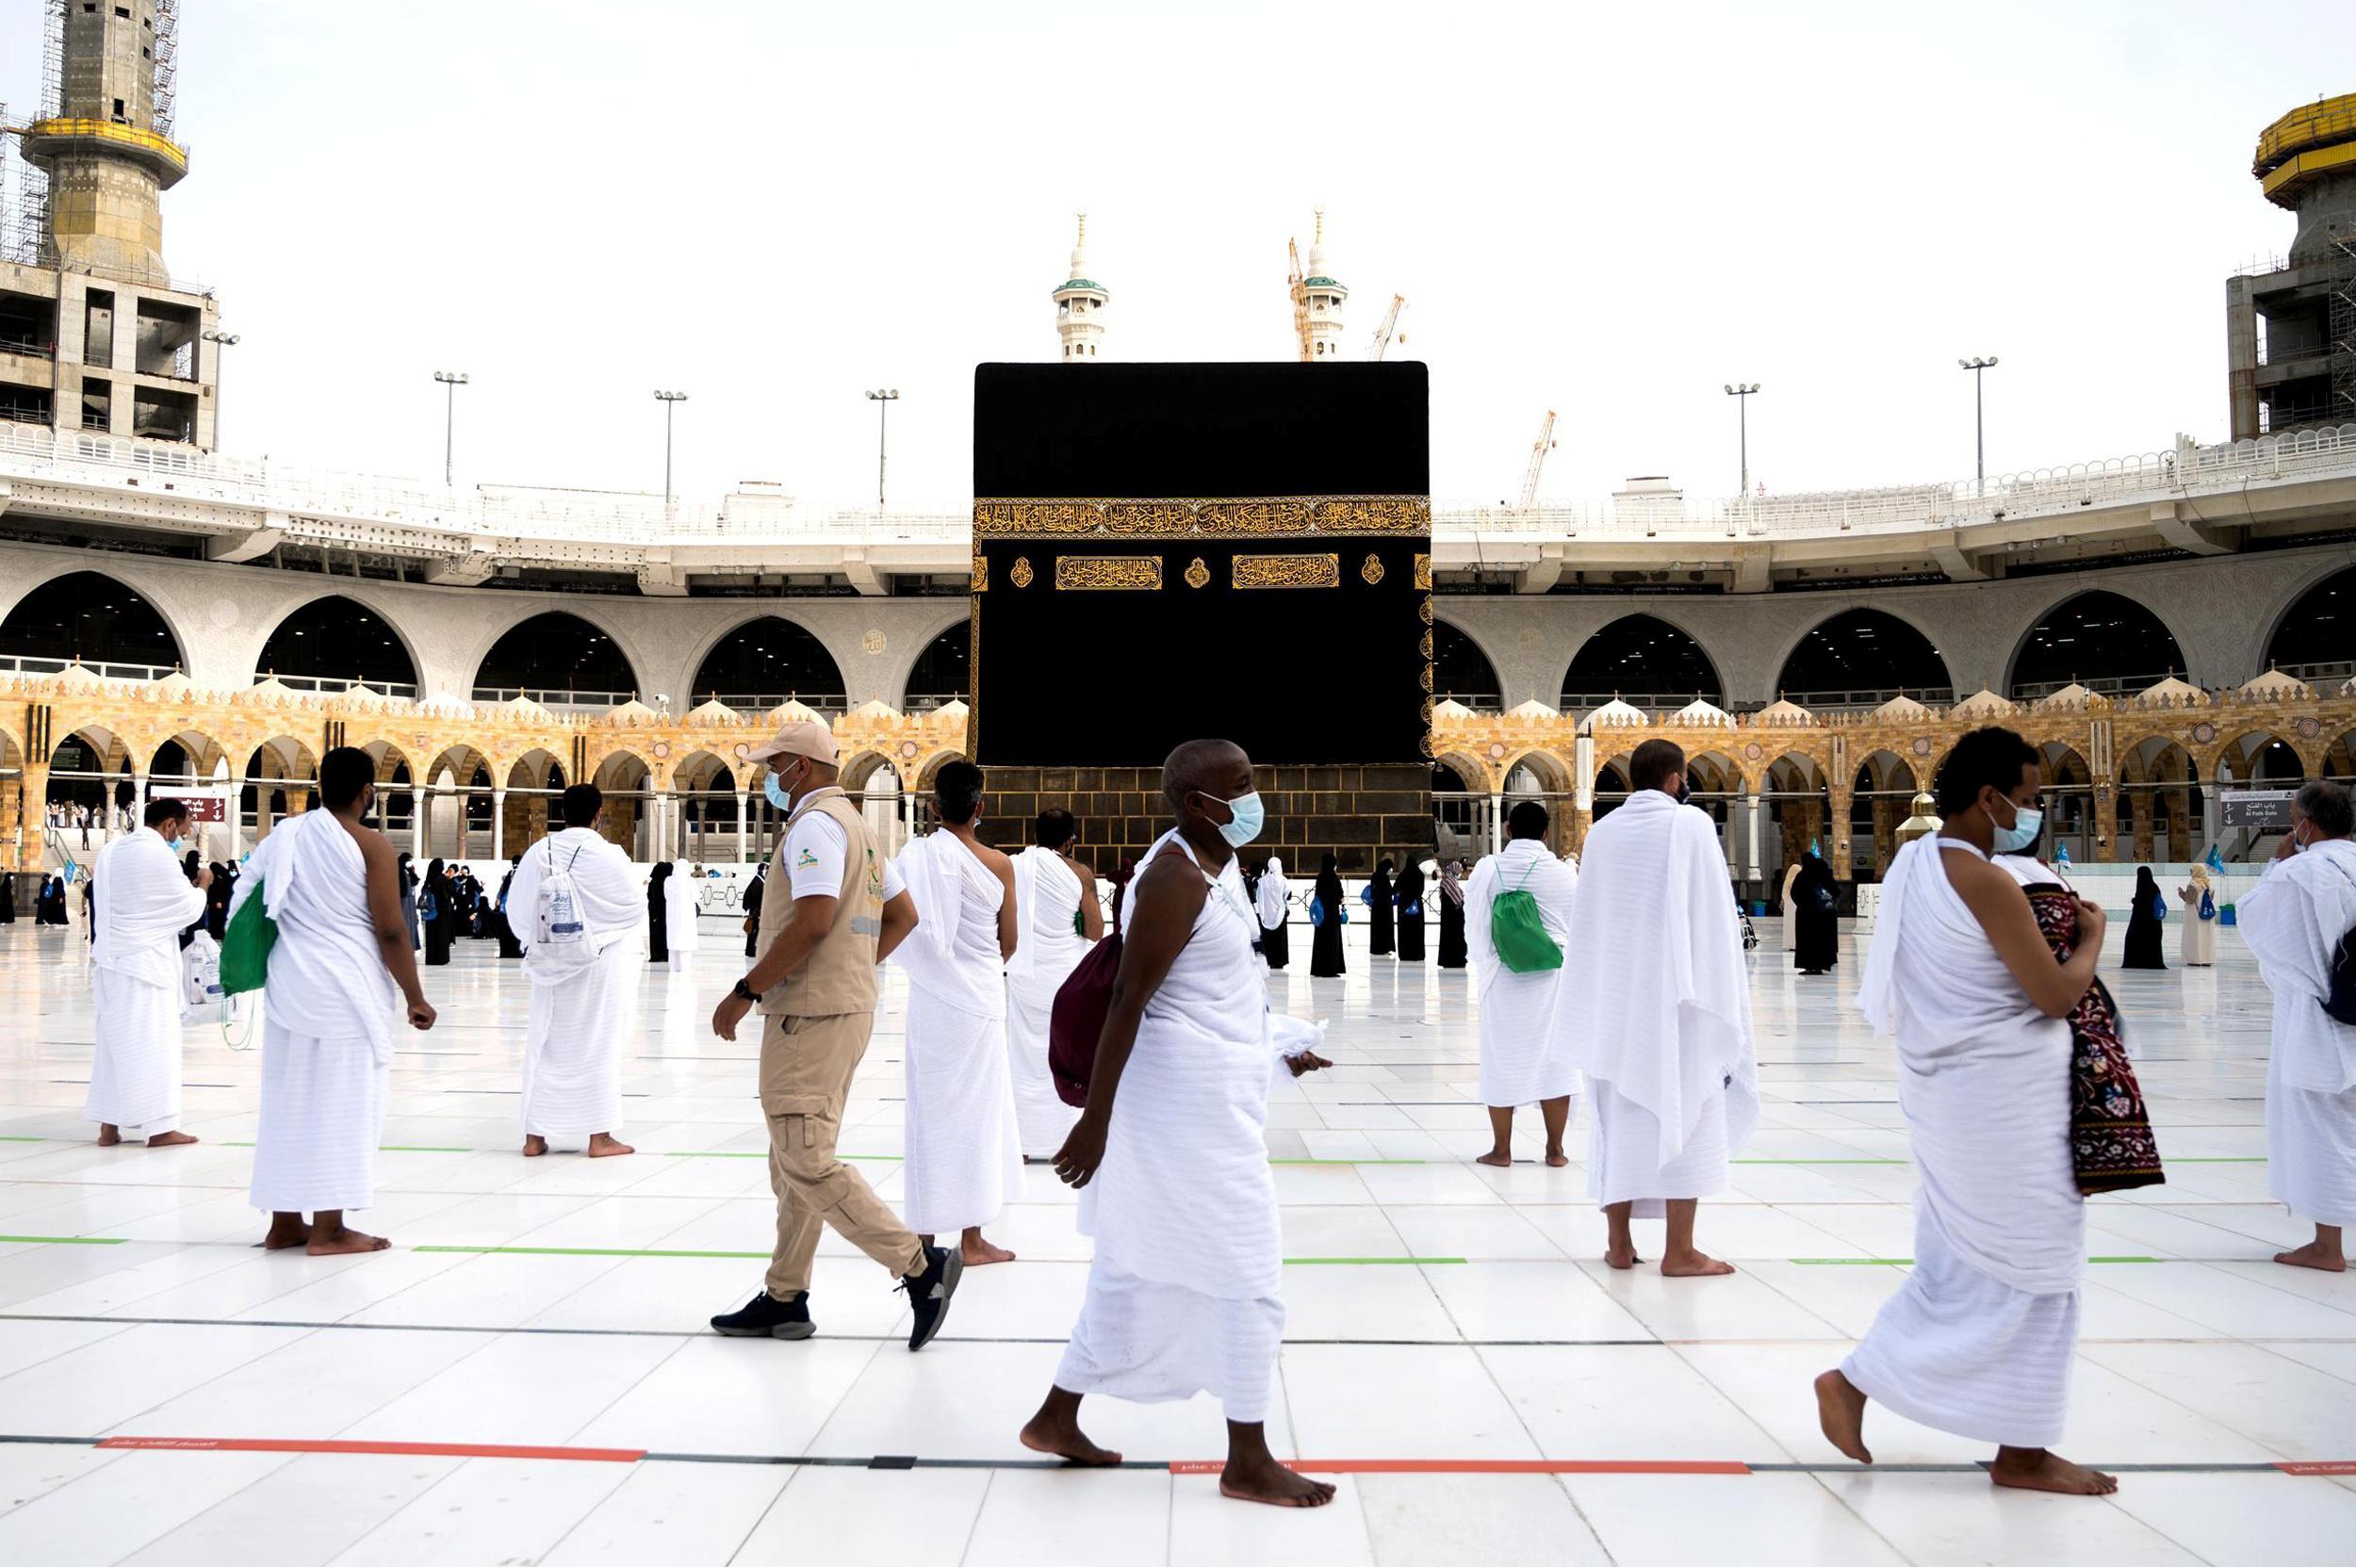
left=1207, top=789, right=1265, bottom=848
left=763, top=764, right=800, bottom=812
left=1992, top=797, right=2042, bottom=855
left=164, top=836, right=185, bottom=856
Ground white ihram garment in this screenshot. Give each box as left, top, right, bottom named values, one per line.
left=233, top=811, right=401, bottom=1214
left=1841, top=836, right=2084, bottom=1446
left=663, top=859, right=701, bottom=972
left=1464, top=838, right=1582, bottom=1108
left=508, top=828, right=645, bottom=1141
left=892, top=831, right=1022, bottom=1233
left=1055, top=830, right=1306, bottom=1424
left=1551, top=791, right=1759, bottom=1213
left=86, top=828, right=206, bottom=1136
left=2236, top=841, right=2356, bottom=1227
left=1006, top=845, right=1089, bottom=1158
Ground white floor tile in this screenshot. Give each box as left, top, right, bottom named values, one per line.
left=539, top=1458, right=789, bottom=1565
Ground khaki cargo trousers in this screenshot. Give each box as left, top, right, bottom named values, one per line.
left=760, top=1010, right=926, bottom=1298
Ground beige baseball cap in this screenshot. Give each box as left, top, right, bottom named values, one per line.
left=746, top=719, right=838, bottom=766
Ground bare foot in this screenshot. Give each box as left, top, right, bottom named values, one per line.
left=1814, top=1369, right=1872, bottom=1463
left=1019, top=1412, right=1122, bottom=1466
left=1219, top=1453, right=1337, bottom=1508
left=95, top=1123, right=120, bottom=1147
left=145, top=1130, right=199, bottom=1148
left=1989, top=1447, right=2119, bottom=1495
left=1661, top=1250, right=1737, bottom=1277
left=961, top=1233, right=1017, bottom=1266
left=262, top=1215, right=310, bottom=1250
left=1544, top=1148, right=1569, bottom=1168
left=1474, top=1150, right=1513, bottom=1168
left=586, top=1134, right=635, bottom=1158
left=2273, top=1240, right=2348, bottom=1272
left=522, top=1135, right=548, bottom=1157
left=307, top=1226, right=390, bottom=1256
left=1604, top=1243, right=1644, bottom=1270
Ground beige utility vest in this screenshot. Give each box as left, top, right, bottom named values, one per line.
left=757, top=789, right=885, bottom=1018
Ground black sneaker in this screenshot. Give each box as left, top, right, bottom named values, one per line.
left=710, top=1290, right=815, bottom=1340
left=897, top=1245, right=963, bottom=1351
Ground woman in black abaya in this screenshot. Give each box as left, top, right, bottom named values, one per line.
left=1394, top=859, right=1427, bottom=961
left=647, top=860, right=672, bottom=964
left=1310, top=853, right=1347, bottom=977
left=1790, top=852, right=1840, bottom=975
left=422, top=858, right=455, bottom=967
left=1367, top=857, right=1396, bottom=957
left=2122, top=865, right=2168, bottom=970
left=1436, top=859, right=1467, bottom=969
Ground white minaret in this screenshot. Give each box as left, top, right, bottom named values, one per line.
left=1301, top=207, right=1349, bottom=360
left=1053, top=212, right=1108, bottom=363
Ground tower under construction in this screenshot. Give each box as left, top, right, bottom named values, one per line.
left=1, top=0, right=220, bottom=446
left=2227, top=92, right=2356, bottom=439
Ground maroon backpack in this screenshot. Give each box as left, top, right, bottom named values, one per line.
left=1049, top=858, right=1137, bottom=1107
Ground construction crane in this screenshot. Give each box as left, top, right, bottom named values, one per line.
left=1285, top=237, right=1313, bottom=362
left=1518, top=410, right=1558, bottom=509
left=1368, top=293, right=1406, bottom=361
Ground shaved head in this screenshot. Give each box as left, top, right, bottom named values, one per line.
left=1162, top=738, right=1252, bottom=811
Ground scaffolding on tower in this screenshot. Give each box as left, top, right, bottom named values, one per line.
left=2331, top=237, right=2356, bottom=426
left=153, top=0, right=181, bottom=140
left=1, top=0, right=65, bottom=268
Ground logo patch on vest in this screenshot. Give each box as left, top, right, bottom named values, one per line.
left=796, top=848, right=820, bottom=869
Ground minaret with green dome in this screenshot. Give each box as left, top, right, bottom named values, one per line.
left=1053, top=212, right=1107, bottom=362
left=1301, top=207, right=1349, bottom=360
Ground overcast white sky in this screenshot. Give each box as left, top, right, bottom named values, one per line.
left=8, top=0, right=2348, bottom=510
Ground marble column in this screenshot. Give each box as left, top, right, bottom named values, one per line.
left=1488, top=792, right=1504, bottom=857
left=492, top=790, right=507, bottom=862
left=737, top=791, right=751, bottom=864
left=410, top=788, right=426, bottom=862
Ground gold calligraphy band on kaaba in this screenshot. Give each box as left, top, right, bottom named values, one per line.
left=1054, top=555, right=1164, bottom=591
left=1233, top=553, right=1341, bottom=589
left=971, top=554, right=988, bottom=592
left=973, top=496, right=1430, bottom=540
left=1414, top=553, right=1432, bottom=591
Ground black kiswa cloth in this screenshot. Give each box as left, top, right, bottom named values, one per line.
left=971, top=363, right=1431, bottom=767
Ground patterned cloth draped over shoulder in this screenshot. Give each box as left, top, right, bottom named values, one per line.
left=2021, top=882, right=2165, bottom=1194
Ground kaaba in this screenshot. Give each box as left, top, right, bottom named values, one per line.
left=970, top=362, right=1431, bottom=874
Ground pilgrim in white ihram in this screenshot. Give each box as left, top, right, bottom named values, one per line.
left=507, top=792, right=644, bottom=1157
left=86, top=813, right=206, bottom=1144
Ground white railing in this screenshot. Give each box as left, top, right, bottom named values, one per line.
left=7, top=421, right=2356, bottom=552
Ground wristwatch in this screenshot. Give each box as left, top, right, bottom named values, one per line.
left=731, top=977, right=761, bottom=1004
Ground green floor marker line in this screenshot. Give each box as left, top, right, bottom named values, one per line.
left=0, top=1235, right=127, bottom=1247
left=380, top=1145, right=471, bottom=1153
left=222, top=1140, right=255, bottom=1148
left=1284, top=1256, right=1466, bottom=1266
left=2088, top=1256, right=2164, bottom=1264
left=1269, top=1158, right=1429, bottom=1166
left=0, top=1135, right=42, bottom=1143
left=662, top=1151, right=769, bottom=1159
left=415, top=1245, right=768, bottom=1261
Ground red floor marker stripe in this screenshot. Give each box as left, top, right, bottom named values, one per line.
left=1168, top=1459, right=1751, bottom=1477
left=98, top=1436, right=645, bottom=1463
left=2278, top=1461, right=2356, bottom=1476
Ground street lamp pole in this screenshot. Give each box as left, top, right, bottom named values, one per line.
left=200, top=329, right=238, bottom=450
left=433, top=370, right=468, bottom=487
left=1723, top=383, right=1759, bottom=498
left=1959, top=356, right=1998, bottom=494
left=865, top=388, right=900, bottom=510
left=653, top=390, right=689, bottom=510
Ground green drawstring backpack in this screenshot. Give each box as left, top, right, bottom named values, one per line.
left=1490, top=859, right=1563, bottom=973
left=218, top=880, right=277, bottom=995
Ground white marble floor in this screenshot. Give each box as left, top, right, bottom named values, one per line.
left=0, top=917, right=2350, bottom=1566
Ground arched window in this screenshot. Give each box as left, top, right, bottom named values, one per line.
left=473, top=613, right=638, bottom=705
left=0, top=571, right=182, bottom=676
left=2009, top=591, right=2185, bottom=699
left=255, top=596, right=417, bottom=694
left=1432, top=623, right=1500, bottom=708
left=1778, top=610, right=1951, bottom=704
left=1562, top=615, right=1723, bottom=708
left=2266, top=567, right=2356, bottom=681
left=907, top=622, right=969, bottom=711
left=693, top=617, right=847, bottom=710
